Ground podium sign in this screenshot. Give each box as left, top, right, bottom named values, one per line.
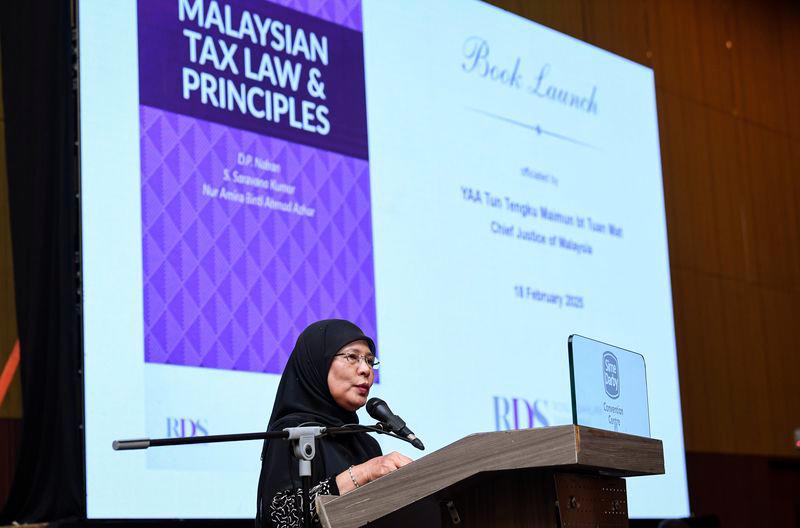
left=569, top=335, right=651, bottom=437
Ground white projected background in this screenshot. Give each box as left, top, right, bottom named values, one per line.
left=81, top=0, right=689, bottom=519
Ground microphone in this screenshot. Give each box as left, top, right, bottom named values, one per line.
left=366, top=398, right=425, bottom=450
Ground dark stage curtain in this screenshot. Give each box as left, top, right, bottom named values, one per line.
left=0, top=0, right=84, bottom=523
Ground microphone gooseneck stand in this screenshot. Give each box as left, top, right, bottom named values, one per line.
left=113, top=423, right=421, bottom=528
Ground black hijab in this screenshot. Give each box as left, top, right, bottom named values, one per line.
left=256, top=320, right=382, bottom=524
left=267, top=318, right=377, bottom=431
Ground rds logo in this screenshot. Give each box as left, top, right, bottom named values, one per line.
left=166, top=417, right=209, bottom=438
left=493, top=396, right=550, bottom=431
left=603, top=352, right=620, bottom=399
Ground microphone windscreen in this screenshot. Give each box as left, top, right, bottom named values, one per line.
left=366, top=397, right=381, bottom=414
left=366, top=397, right=390, bottom=421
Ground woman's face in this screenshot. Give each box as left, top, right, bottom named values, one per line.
left=327, top=340, right=375, bottom=412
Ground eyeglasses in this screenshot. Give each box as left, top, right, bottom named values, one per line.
left=334, top=352, right=380, bottom=370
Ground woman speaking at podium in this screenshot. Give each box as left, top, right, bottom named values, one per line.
left=256, top=319, right=412, bottom=528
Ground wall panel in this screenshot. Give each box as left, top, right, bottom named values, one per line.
left=717, top=278, right=774, bottom=454
left=671, top=268, right=736, bottom=453
left=692, top=0, right=741, bottom=115
left=685, top=451, right=800, bottom=526
left=742, top=125, right=800, bottom=291
left=0, top=42, right=23, bottom=513
left=758, top=288, right=800, bottom=454
left=581, top=0, right=652, bottom=66
left=703, top=107, right=757, bottom=282
left=648, top=0, right=705, bottom=103
left=778, top=4, right=800, bottom=141
left=516, top=0, right=586, bottom=41
left=658, top=93, right=721, bottom=275
left=0, top=57, right=20, bottom=420
left=732, top=0, right=790, bottom=134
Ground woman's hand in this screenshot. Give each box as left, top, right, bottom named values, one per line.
left=335, top=452, right=413, bottom=494
left=359, top=451, right=413, bottom=482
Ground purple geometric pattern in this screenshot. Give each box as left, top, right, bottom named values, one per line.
left=139, top=105, right=377, bottom=373
left=268, top=0, right=362, bottom=31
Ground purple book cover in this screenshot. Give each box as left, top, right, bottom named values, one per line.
left=137, top=0, right=377, bottom=374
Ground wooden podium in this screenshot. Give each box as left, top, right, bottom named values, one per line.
left=316, top=425, right=664, bottom=528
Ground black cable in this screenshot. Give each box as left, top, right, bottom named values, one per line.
left=327, top=423, right=414, bottom=447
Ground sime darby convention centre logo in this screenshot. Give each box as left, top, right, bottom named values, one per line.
left=603, top=351, right=620, bottom=399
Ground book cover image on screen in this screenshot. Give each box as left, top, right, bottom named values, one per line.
left=137, top=0, right=376, bottom=376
